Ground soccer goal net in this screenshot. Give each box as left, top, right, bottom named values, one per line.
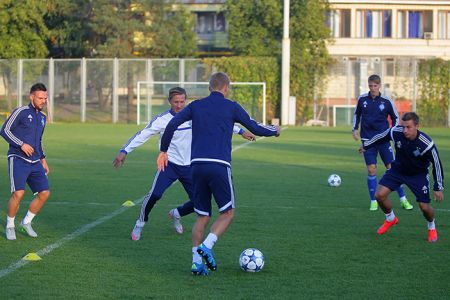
left=333, top=105, right=356, bottom=127
left=136, top=81, right=267, bottom=125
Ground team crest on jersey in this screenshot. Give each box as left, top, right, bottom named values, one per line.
left=396, top=141, right=402, bottom=148
left=379, top=103, right=385, bottom=111
left=413, top=148, right=421, bottom=157
left=28, top=114, right=33, bottom=122
left=363, top=101, right=367, bottom=108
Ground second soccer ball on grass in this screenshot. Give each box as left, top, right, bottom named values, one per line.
left=328, top=174, right=342, bottom=187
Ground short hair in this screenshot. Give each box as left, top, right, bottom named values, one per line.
left=402, top=112, right=420, bottom=125
left=168, top=87, right=186, bottom=102
left=30, top=83, right=47, bottom=94
left=368, top=74, right=381, bottom=84
left=209, top=72, right=230, bottom=91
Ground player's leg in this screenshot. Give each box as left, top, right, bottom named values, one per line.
left=191, top=164, right=213, bottom=274
left=375, top=170, right=402, bottom=234
left=380, top=142, right=412, bottom=210
left=197, top=164, right=235, bottom=271
left=168, top=165, right=195, bottom=234
left=131, top=165, right=177, bottom=240
left=5, top=157, right=30, bottom=240
left=363, top=147, right=378, bottom=211
left=405, top=174, right=437, bottom=242
left=21, top=161, right=50, bottom=237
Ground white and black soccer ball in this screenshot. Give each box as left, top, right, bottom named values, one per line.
left=328, top=174, right=342, bottom=187
left=239, top=248, right=264, bottom=272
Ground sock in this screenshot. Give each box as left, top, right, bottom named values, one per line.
left=22, top=211, right=36, bottom=225
left=172, top=208, right=181, bottom=219
left=136, top=220, right=145, bottom=227
left=367, top=175, right=377, bottom=201
left=203, top=233, right=218, bottom=249
left=397, top=185, right=407, bottom=201
left=6, top=216, right=15, bottom=228
left=385, top=210, right=396, bottom=222
left=427, top=219, right=436, bottom=230
left=192, top=247, right=202, bottom=264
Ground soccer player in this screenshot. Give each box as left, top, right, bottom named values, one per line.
left=113, top=87, right=255, bottom=240
left=0, top=83, right=50, bottom=240
left=361, top=112, right=444, bottom=242
left=352, top=74, right=413, bottom=211
left=157, top=72, right=280, bottom=275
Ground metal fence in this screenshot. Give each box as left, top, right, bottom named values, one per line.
left=0, top=57, right=448, bottom=126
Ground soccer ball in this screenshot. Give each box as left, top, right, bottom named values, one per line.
left=328, top=174, right=341, bottom=187
left=239, top=248, right=264, bottom=272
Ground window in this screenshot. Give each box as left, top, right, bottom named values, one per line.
left=356, top=10, right=392, bottom=38
left=327, top=9, right=351, bottom=38
left=397, top=10, right=433, bottom=38
left=438, top=11, right=450, bottom=39
left=196, top=12, right=226, bottom=34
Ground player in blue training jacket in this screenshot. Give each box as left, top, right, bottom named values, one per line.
left=362, top=112, right=444, bottom=242
left=352, top=74, right=413, bottom=211
left=113, top=87, right=255, bottom=241
left=157, top=72, right=280, bottom=276
left=0, top=83, right=51, bottom=240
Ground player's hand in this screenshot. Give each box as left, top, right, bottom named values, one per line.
left=434, top=190, right=444, bottom=202
left=21, top=143, right=34, bottom=157
left=113, top=152, right=127, bottom=169
left=157, top=152, right=168, bottom=171
left=358, top=146, right=365, bottom=154
left=241, top=130, right=256, bottom=141
left=275, top=125, right=281, bottom=137
left=352, top=130, right=359, bottom=141
left=40, top=158, right=49, bottom=175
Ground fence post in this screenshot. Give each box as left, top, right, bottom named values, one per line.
left=48, top=58, right=54, bottom=123
left=179, top=58, right=185, bottom=88
left=112, top=58, right=119, bottom=123
left=81, top=58, right=86, bottom=122
left=17, top=59, right=23, bottom=107
left=412, top=59, right=417, bottom=112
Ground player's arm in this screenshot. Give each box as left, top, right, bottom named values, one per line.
left=39, top=122, right=48, bottom=174
left=41, top=158, right=49, bottom=175
left=158, top=104, right=192, bottom=171
left=233, top=124, right=255, bottom=141
left=0, top=108, right=27, bottom=149
left=425, top=145, right=445, bottom=201
left=113, top=118, right=164, bottom=168
left=233, top=103, right=279, bottom=137
left=387, top=98, right=399, bottom=126
left=352, top=101, right=362, bottom=141
left=362, top=126, right=396, bottom=149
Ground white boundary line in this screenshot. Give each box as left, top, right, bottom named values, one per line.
left=0, top=129, right=283, bottom=279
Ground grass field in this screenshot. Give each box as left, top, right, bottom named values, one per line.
left=0, top=124, right=449, bottom=299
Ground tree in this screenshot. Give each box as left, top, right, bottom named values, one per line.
left=0, top=0, right=49, bottom=110
left=226, top=0, right=332, bottom=123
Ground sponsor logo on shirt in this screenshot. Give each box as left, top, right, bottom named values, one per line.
left=28, top=114, right=33, bottom=122
left=422, top=185, right=428, bottom=194
left=363, top=101, right=367, bottom=108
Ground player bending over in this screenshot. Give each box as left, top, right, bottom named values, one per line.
left=361, top=112, right=444, bottom=242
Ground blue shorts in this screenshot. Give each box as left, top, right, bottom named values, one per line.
left=192, top=163, right=235, bottom=216
left=363, top=141, right=394, bottom=166
left=8, top=156, right=49, bottom=194
left=379, top=169, right=430, bottom=203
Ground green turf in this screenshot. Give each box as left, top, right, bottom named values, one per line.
left=0, top=124, right=449, bottom=299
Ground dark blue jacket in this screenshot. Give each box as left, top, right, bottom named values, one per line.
left=0, top=103, right=47, bottom=163
left=160, top=91, right=278, bottom=166
left=352, top=92, right=399, bottom=140
left=363, top=126, right=444, bottom=191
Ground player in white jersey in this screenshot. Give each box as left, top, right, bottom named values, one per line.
left=113, top=87, right=255, bottom=240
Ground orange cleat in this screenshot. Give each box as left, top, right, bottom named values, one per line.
left=377, top=217, right=398, bottom=235
left=428, top=229, right=438, bottom=243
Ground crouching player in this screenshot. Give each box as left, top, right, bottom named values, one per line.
left=361, top=112, right=444, bottom=242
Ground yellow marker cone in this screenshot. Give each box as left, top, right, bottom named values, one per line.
left=122, top=200, right=135, bottom=207
left=23, top=253, right=42, bottom=261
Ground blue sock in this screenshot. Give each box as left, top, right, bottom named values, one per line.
left=397, top=185, right=406, bottom=200
left=367, top=175, right=377, bottom=201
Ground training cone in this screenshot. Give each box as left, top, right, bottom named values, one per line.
left=22, top=253, right=42, bottom=261
left=122, top=200, right=135, bottom=207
